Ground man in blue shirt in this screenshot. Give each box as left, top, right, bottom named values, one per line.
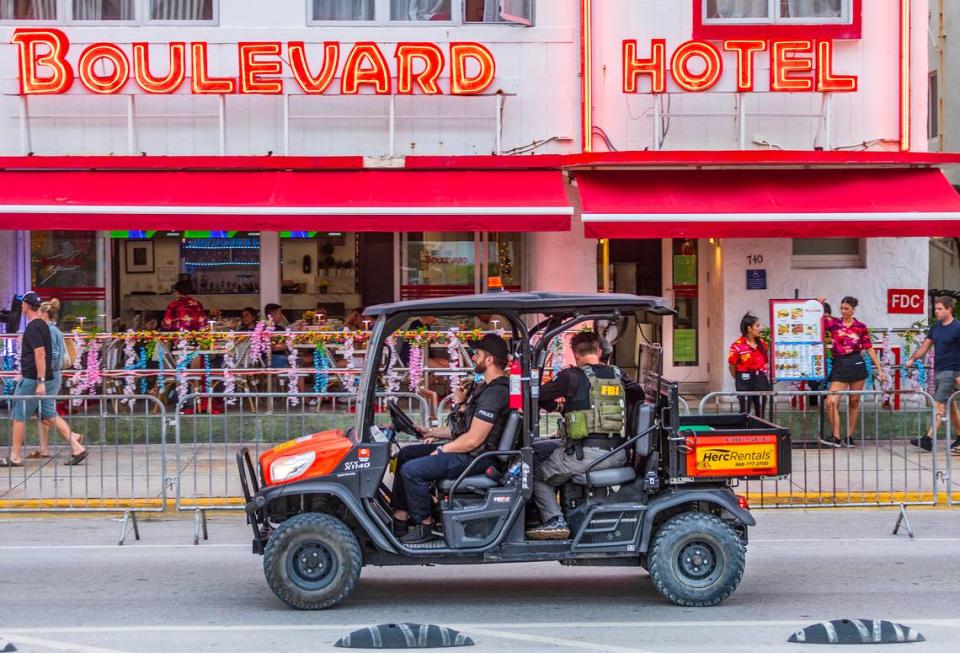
left=907, top=296, right=960, bottom=454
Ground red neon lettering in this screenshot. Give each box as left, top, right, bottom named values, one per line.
left=77, top=43, right=129, bottom=94
left=341, top=42, right=391, bottom=95
left=670, top=41, right=722, bottom=92
left=771, top=40, right=814, bottom=92
left=395, top=43, right=444, bottom=95
left=623, top=39, right=666, bottom=94
left=816, top=40, right=858, bottom=92
left=11, top=28, right=74, bottom=95
left=132, top=42, right=186, bottom=94
left=723, top=40, right=766, bottom=92
left=191, top=42, right=236, bottom=94
left=450, top=43, right=495, bottom=95
left=288, top=42, right=339, bottom=94
left=238, top=42, right=283, bottom=95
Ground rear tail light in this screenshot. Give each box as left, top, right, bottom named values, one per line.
left=736, top=494, right=750, bottom=510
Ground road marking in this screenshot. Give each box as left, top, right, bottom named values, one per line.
left=752, top=537, right=960, bottom=543
left=0, top=633, right=127, bottom=653
left=459, top=626, right=660, bottom=653
left=4, top=619, right=959, bottom=635
left=0, top=544, right=247, bottom=550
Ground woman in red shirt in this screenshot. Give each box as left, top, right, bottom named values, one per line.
left=820, top=296, right=887, bottom=448
left=728, top=313, right=771, bottom=417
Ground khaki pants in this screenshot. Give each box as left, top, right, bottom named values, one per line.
left=532, top=440, right=627, bottom=522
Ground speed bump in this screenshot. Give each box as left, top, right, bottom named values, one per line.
left=789, top=619, right=924, bottom=645
left=336, top=623, right=473, bottom=649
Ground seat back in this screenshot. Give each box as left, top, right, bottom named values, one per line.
left=632, top=403, right=655, bottom=459
left=496, top=410, right=521, bottom=463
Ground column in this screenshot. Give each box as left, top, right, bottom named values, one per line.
left=259, top=231, right=281, bottom=311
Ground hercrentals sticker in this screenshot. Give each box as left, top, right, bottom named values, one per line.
left=686, top=434, right=779, bottom=478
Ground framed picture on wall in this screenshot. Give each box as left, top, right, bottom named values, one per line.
left=125, top=240, right=155, bottom=274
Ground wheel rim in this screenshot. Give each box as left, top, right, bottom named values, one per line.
left=672, top=538, right=724, bottom=589
left=286, top=541, right=338, bottom=591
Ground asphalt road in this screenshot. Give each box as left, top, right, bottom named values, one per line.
left=1, top=509, right=959, bottom=653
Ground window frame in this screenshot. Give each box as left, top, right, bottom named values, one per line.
left=0, top=0, right=61, bottom=23
left=928, top=70, right=939, bottom=141
left=143, top=0, right=218, bottom=26
left=305, top=0, right=533, bottom=27
left=66, top=0, right=137, bottom=24
left=790, top=237, right=866, bottom=270
left=693, top=0, right=862, bottom=41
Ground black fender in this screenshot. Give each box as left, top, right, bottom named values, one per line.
left=637, top=488, right=755, bottom=553
left=260, top=481, right=397, bottom=554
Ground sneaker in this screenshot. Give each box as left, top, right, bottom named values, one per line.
left=400, top=523, right=437, bottom=545
left=950, top=437, right=960, bottom=451
left=525, top=516, right=571, bottom=541
left=818, top=437, right=840, bottom=448
left=842, top=437, right=857, bottom=448
left=391, top=518, right=410, bottom=538
left=910, top=436, right=933, bottom=452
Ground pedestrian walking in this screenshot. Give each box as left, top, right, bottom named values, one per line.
left=29, top=299, right=87, bottom=462
left=818, top=296, right=887, bottom=448
left=906, top=296, right=960, bottom=454
left=1, top=292, right=87, bottom=467
left=728, top=313, right=772, bottom=417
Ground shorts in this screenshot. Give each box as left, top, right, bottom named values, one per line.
left=11, top=378, right=41, bottom=422
left=934, top=369, right=960, bottom=404
left=39, top=373, right=62, bottom=420
left=830, top=353, right=868, bottom=383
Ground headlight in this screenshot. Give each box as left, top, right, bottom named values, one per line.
left=270, top=452, right=316, bottom=483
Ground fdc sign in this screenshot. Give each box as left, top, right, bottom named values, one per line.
left=887, top=289, right=925, bottom=315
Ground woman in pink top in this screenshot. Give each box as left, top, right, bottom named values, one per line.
left=819, top=296, right=887, bottom=448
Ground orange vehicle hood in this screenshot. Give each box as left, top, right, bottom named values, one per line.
left=259, top=430, right=353, bottom=486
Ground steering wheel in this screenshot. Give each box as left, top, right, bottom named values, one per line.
left=387, top=400, right=420, bottom=437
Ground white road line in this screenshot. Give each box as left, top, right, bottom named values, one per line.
left=4, top=619, right=959, bottom=634
left=0, top=633, right=127, bottom=653
left=752, top=537, right=960, bottom=543
left=460, top=626, right=660, bottom=653
left=0, top=544, right=247, bottom=550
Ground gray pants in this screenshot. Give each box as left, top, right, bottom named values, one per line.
left=532, top=440, right=627, bottom=522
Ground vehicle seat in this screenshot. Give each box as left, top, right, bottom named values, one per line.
left=438, top=410, right=520, bottom=493
left=571, top=403, right=654, bottom=487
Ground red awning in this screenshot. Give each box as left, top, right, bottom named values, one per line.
left=578, top=168, right=960, bottom=238
left=0, top=169, right=572, bottom=232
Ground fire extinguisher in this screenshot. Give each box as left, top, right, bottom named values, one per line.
left=509, top=356, right=523, bottom=411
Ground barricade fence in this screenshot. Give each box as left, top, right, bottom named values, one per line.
left=173, top=391, right=431, bottom=512
left=944, top=391, right=960, bottom=507
left=0, top=394, right=167, bottom=513
left=697, top=389, right=940, bottom=508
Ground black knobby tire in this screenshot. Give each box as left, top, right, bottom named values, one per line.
left=262, top=512, right=362, bottom=610
left=648, top=511, right=745, bottom=607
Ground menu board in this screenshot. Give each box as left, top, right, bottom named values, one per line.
left=769, top=299, right=826, bottom=382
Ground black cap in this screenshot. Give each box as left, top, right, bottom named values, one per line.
left=470, top=333, right=509, bottom=360
left=20, top=291, right=41, bottom=308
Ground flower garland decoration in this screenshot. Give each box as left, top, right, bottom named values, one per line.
left=70, top=337, right=101, bottom=404
left=550, top=335, right=564, bottom=377
left=137, top=346, right=149, bottom=394
left=285, top=331, right=300, bottom=405
left=342, top=335, right=358, bottom=394
left=121, top=330, right=138, bottom=407
left=313, top=344, right=331, bottom=394
left=2, top=341, right=17, bottom=395
left=174, top=332, right=193, bottom=402
left=222, top=335, right=237, bottom=405
left=383, top=337, right=403, bottom=394
left=203, top=354, right=212, bottom=394
left=446, top=328, right=464, bottom=389
left=407, top=340, right=424, bottom=391
left=248, top=320, right=274, bottom=364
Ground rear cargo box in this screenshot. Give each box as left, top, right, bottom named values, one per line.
left=671, top=414, right=791, bottom=481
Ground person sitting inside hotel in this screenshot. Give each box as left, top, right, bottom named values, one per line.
left=390, top=334, right=511, bottom=544
left=264, top=303, right=305, bottom=392
left=161, top=280, right=207, bottom=332
left=237, top=306, right=259, bottom=332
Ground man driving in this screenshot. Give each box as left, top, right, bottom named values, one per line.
left=391, top=334, right=511, bottom=544
left=527, top=331, right=645, bottom=540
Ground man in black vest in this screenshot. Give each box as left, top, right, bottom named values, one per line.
left=391, top=334, right=510, bottom=544
left=526, top=331, right=644, bottom=540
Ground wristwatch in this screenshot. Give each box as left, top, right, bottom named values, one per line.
left=437, top=445, right=445, bottom=454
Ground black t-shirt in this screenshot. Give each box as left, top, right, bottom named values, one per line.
left=540, top=364, right=645, bottom=414
left=466, top=376, right=510, bottom=453
left=21, top=318, right=53, bottom=381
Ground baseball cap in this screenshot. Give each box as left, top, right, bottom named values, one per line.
left=20, top=291, right=42, bottom=308
left=469, top=333, right=509, bottom=360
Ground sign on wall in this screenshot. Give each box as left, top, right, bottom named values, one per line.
left=887, top=289, right=925, bottom=315
left=746, top=269, right=767, bottom=290
left=769, top=299, right=826, bottom=383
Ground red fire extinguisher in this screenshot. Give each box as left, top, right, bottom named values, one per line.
left=509, top=357, right=523, bottom=410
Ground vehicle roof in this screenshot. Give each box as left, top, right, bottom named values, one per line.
left=365, top=291, right=674, bottom=317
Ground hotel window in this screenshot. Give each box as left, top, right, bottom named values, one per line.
left=0, top=0, right=58, bottom=20
left=791, top=238, right=865, bottom=269
left=390, top=0, right=451, bottom=22
left=310, top=0, right=374, bottom=21
left=71, top=0, right=135, bottom=20
left=929, top=71, right=940, bottom=140
left=704, top=0, right=849, bottom=23
left=464, top=0, right=533, bottom=24
left=148, top=0, right=215, bottom=22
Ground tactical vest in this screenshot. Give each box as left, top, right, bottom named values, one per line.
left=563, top=365, right=626, bottom=440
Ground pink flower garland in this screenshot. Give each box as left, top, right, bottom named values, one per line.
left=384, top=337, right=402, bottom=393
left=285, top=332, right=300, bottom=405
left=122, top=330, right=137, bottom=407
left=249, top=320, right=274, bottom=365
left=407, top=342, right=424, bottom=390
left=342, top=336, right=358, bottom=394
left=175, top=333, right=191, bottom=402
left=70, top=338, right=101, bottom=404
left=446, top=329, right=463, bottom=389
left=222, top=335, right=237, bottom=406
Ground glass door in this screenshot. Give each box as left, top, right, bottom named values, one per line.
left=662, top=238, right=709, bottom=382
left=399, top=232, right=479, bottom=300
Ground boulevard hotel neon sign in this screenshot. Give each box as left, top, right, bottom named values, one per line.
left=10, top=29, right=497, bottom=95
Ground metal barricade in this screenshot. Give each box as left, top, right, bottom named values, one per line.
left=173, top=391, right=431, bottom=513
left=944, top=391, right=960, bottom=506
left=0, top=394, right=167, bottom=514
left=697, top=389, right=938, bottom=508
